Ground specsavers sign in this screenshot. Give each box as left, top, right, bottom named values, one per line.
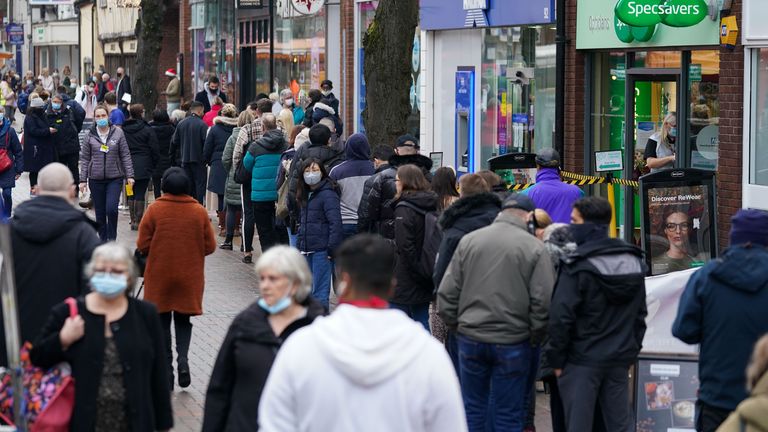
left=577, top=0, right=720, bottom=49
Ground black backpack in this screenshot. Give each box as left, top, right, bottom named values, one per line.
left=396, top=201, right=443, bottom=282
left=234, top=128, right=254, bottom=184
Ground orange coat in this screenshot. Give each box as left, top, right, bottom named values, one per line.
left=137, top=194, right=217, bottom=315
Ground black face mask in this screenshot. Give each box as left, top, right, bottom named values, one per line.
left=209, top=87, right=218, bottom=93
left=569, top=223, right=608, bottom=245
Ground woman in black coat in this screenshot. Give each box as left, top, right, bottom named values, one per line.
left=122, top=104, right=159, bottom=230
left=31, top=243, right=173, bottom=432
left=22, top=96, right=56, bottom=190
left=390, top=164, right=437, bottom=331
left=150, top=109, right=175, bottom=199
left=203, top=103, right=238, bottom=236
left=202, top=246, right=325, bottom=431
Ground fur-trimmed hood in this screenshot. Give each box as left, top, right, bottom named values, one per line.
left=214, top=116, right=239, bottom=127
left=439, top=192, right=501, bottom=230
left=313, top=102, right=336, bottom=116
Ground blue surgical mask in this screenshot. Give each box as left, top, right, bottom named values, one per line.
left=96, top=118, right=109, bottom=128
left=90, top=273, right=128, bottom=298
left=669, top=127, right=677, bottom=138
left=303, top=172, right=322, bottom=186
left=52, top=103, right=62, bottom=110
left=0, top=113, right=5, bottom=122
left=257, top=294, right=292, bottom=314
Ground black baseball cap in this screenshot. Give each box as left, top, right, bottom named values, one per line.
left=396, top=134, right=419, bottom=149
left=535, top=148, right=561, bottom=168
left=502, top=193, right=536, bottom=212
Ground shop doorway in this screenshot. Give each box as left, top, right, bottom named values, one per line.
left=621, top=69, right=680, bottom=243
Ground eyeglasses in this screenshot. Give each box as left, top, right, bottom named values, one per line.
left=665, top=222, right=690, bottom=232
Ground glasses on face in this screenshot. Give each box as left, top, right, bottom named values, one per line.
left=665, top=222, right=690, bottom=232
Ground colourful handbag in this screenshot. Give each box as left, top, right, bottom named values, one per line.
left=0, top=133, right=12, bottom=174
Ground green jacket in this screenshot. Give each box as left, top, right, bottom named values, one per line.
left=221, top=126, right=242, bottom=206
left=718, top=373, right=768, bottom=432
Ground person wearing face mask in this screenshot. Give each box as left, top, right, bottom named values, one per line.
left=22, top=96, right=57, bottom=192
left=47, top=93, right=81, bottom=185
left=194, top=75, right=228, bottom=114
left=137, top=167, right=217, bottom=390
left=114, top=66, right=132, bottom=115
left=202, top=246, right=325, bottom=431
left=76, top=82, right=98, bottom=119
left=295, top=158, right=342, bottom=310
left=279, top=88, right=304, bottom=126
left=546, top=197, right=647, bottom=432
left=320, top=79, right=339, bottom=114
left=30, top=243, right=174, bottom=432
left=645, top=112, right=678, bottom=173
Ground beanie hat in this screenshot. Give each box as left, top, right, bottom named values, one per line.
left=30, top=97, right=45, bottom=108
left=730, top=209, right=768, bottom=247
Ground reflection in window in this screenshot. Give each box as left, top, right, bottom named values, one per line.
left=274, top=10, right=327, bottom=100
left=689, top=50, right=719, bottom=171
left=752, top=49, right=768, bottom=186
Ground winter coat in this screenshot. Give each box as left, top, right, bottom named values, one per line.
left=0, top=196, right=99, bottom=367
left=672, top=245, right=768, bottom=411
left=221, top=126, right=243, bottom=206
left=137, top=194, right=217, bottom=315
left=520, top=168, right=584, bottom=224
left=204, top=117, right=237, bottom=195
left=194, top=87, right=228, bottom=114
left=328, top=134, right=374, bottom=225
left=356, top=163, right=389, bottom=234
left=203, top=105, right=223, bottom=127
left=122, top=118, right=160, bottom=181
left=392, top=191, right=438, bottom=305
left=22, top=108, right=56, bottom=173
left=46, top=103, right=80, bottom=156
left=287, top=140, right=344, bottom=222
left=243, top=129, right=286, bottom=202
left=291, top=105, right=304, bottom=126
left=322, top=92, right=340, bottom=114
left=366, top=153, right=433, bottom=239
left=150, top=120, right=175, bottom=178
left=433, top=193, right=501, bottom=288
left=169, top=113, right=208, bottom=164
left=233, top=120, right=263, bottom=171
left=31, top=297, right=173, bottom=432
left=80, top=125, right=135, bottom=181
left=717, top=372, right=768, bottom=432
left=438, top=212, right=555, bottom=345
left=302, top=102, right=316, bottom=128
left=311, top=102, right=343, bottom=136
left=546, top=229, right=647, bottom=369
left=202, top=298, right=325, bottom=432
left=0, top=120, right=23, bottom=188
left=297, top=179, right=343, bottom=254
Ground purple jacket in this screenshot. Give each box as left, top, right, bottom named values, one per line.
left=79, top=126, right=135, bottom=181
left=521, top=168, right=583, bottom=224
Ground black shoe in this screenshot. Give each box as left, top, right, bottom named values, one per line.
left=242, top=255, right=253, bottom=264
left=219, top=242, right=233, bottom=250
left=177, top=364, right=191, bottom=388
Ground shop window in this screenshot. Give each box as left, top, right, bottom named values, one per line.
left=750, top=49, right=768, bottom=186
left=273, top=9, right=326, bottom=97
left=689, top=50, right=719, bottom=171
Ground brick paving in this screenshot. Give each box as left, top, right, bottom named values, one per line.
left=9, top=171, right=554, bottom=431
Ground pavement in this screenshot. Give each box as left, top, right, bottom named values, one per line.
left=8, top=171, right=554, bottom=431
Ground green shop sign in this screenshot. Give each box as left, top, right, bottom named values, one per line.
left=577, top=0, right=720, bottom=49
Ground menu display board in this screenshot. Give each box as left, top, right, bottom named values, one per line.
left=635, top=357, right=699, bottom=432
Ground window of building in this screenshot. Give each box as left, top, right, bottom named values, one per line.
left=750, top=48, right=768, bottom=186
left=273, top=8, right=327, bottom=97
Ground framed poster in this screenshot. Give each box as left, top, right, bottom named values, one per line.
left=640, top=169, right=717, bottom=276
left=429, top=152, right=444, bottom=175
left=635, top=356, right=699, bottom=432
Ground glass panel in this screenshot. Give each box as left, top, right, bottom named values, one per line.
left=274, top=9, right=327, bottom=96
left=689, top=50, right=720, bottom=171
left=752, top=49, right=768, bottom=186
left=634, top=51, right=681, bottom=68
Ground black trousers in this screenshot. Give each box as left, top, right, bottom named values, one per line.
left=696, top=400, right=730, bottom=432
left=242, top=184, right=256, bottom=253
left=152, top=174, right=163, bottom=199
left=126, top=178, right=150, bottom=201
left=558, top=364, right=632, bottom=432
left=158, top=311, right=192, bottom=371
left=58, top=152, right=80, bottom=185
left=253, top=200, right=278, bottom=253
left=183, top=162, right=207, bottom=204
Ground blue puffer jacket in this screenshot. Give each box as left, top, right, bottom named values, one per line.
left=243, top=129, right=286, bottom=203
left=297, top=179, right=342, bottom=254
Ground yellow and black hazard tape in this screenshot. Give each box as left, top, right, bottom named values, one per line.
left=506, top=171, right=639, bottom=190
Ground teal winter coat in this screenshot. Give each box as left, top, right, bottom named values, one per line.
left=243, top=129, right=286, bottom=203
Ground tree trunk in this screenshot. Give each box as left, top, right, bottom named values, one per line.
left=133, top=0, right=167, bottom=118
left=362, top=0, right=419, bottom=149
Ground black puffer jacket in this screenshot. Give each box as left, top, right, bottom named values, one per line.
left=123, top=118, right=160, bottom=180
left=392, top=191, right=438, bottom=305
left=357, top=163, right=389, bottom=234
left=202, top=297, right=325, bottom=432
left=433, top=193, right=501, bottom=288
left=150, top=121, right=175, bottom=178
left=366, top=153, right=433, bottom=239
left=46, top=104, right=80, bottom=156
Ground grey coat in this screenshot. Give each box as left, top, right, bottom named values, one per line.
left=79, top=126, right=135, bottom=181
left=437, top=212, right=555, bottom=345
left=221, top=126, right=243, bottom=206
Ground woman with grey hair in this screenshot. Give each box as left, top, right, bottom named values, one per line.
left=202, top=246, right=325, bottom=431
left=31, top=242, right=173, bottom=432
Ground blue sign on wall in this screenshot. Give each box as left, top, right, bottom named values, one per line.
left=420, top=0, right=555, bottom=31
left=5, top=23, right=24, bottom=45
left=455, top=68, right=475, bottom=172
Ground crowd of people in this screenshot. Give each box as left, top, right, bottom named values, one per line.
left=1, top=68, right=767, bottom=432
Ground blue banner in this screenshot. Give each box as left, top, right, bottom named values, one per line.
left=420, top=0, right=555, bottom=31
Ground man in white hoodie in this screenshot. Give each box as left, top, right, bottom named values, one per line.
left=259, top=234, right=467, bottom=432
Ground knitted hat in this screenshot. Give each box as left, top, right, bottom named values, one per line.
left=730, top=209, right=768, bottom=247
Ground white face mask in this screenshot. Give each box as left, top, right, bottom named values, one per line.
left=321, top=90, right=331, bottom=96
left=285, top=98, right=294, bottom=106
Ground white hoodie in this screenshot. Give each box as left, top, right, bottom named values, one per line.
left=258, top=305, right=467, bottom=432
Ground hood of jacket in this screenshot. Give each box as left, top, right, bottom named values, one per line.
left=439, top=193, right=501, bottom=230
left=536, top=167, right=561, bottom=183
left=710, top=245, right=768, bottom=294
left=256, top=129, right=285, bottom=151
left=12, top=196, right=97, bottom=243
left=150, top=121, right=175, bottom=138
left=214, top=116, right=239, bottom=127
left=344, top=133, right=370, bottom=161
left=388, top=153, right=433, bottom=172
left=313, top=102, right=336, bottom=116
left=122, top=118, right=149, bottom=134
left=312, top=305, right=432, bottom=387
left=569, top=236, right=646, bottom=304
left=397, top=190, right=437, bottom=211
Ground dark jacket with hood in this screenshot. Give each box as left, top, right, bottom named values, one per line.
left=433, top=193, right=501, bottom=288
left=672, top=244, right=768, bottom=411
left=357, top=163, right=389, bottom=234
left=202, top=298, right=325, bottom=432
left=328, top=134, right=374, bottom=225
left=0, top=119, right=23, bottom=188
left=204, top=117, right=237, bottom=195
left=169, top=113, right=208, bottom=164
left=122, top=118, right=160, bottom=180
left=46, top=102, right=80, bottom=156
left=150, top=120, right=175, bottom=178
left=366, top=153, right=433, bottom=239
left=297, top=179, right=343, bottom=254
left=546, top=226, right=647, bottom=369
left=243, top=128, right=286, bottom=202
left=22, top=107, right=56, bottom=173
left=392, top=191, right=438, bottom=305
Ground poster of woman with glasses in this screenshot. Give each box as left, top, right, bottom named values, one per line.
left=648, top=185, right=712, bottom=276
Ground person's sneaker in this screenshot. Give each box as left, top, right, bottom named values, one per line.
left=242, top=255, right=253, bottom=264
left=177, top=363, right=191, bottom=388
left=219, top=242, right=233, bottom=250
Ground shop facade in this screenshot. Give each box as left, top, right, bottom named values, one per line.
left=418, top=0, right=557, bottom=173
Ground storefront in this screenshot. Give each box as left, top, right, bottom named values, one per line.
left=742, top=0, right=768, bottom=211
left=419, top=0, right=557, bottom=173
left=575, top=0, right=723, bottom=241
left=190, top=0, right=236, bottom=97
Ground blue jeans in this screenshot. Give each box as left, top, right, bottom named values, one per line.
left=457, top=334, right=532, bottom=432
left=1, top=188, right=12, bottom=219
left=390, top=302, right=430, bottom=330
left=90, top=178, right=123, bottom=241
left=305, top=250, right=332, bottom=310
left=288, top=227, right=298, bottom=248
left=342, top=223, right=357, bottom=241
